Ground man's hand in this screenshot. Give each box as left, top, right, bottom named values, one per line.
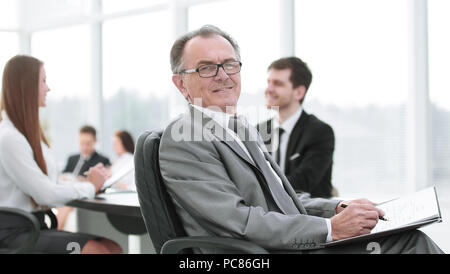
left=330, top=199, right=385, bottom=241
left=86, top=163, right=110, bottom=193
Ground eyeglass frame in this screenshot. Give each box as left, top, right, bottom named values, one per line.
left=180, top=60, right=242, bottom=78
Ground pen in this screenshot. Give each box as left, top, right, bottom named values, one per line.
left=340, top=203, right=388, bottom=221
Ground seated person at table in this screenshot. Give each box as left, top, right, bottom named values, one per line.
left=110, top=130, right=135, bottom=191
left=62, top=125, right=111, bottom=179
left=0, top=55, right=122, bottom=253
left=58, top=125, right=112, bottom=230
left=257, top=57, right=335, bottom=198
left=158, top=25, right=443, bottom=254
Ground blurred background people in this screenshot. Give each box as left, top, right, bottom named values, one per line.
left=110, top=130, right=135, bottom=191
left=62, top=125, right=111, bottom=179
left=57, top=125, right=112, bottom=230
left=0, top=55, right=122, bottom=253
left=257, top=57, right=335, bottom=198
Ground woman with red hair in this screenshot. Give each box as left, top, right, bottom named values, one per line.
left=111, top=130, right=135, bottom=191
left=0, top=55, right=122, bottom=254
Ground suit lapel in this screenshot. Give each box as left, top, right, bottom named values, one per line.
left=72, top=155, right=81, bottom=170
left=85, top=151, right=98, bottom=166
left=79, top=152, right=96, bottom=175
left=190, top=106, right=257, bottom=169
left=190, top=106, right=307, bottom=214
left=263, top=151, right=307, bottom=214
left=208, top=122, right=256, bottom=168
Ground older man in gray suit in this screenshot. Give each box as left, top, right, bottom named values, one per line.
left=158, top=25, right=443, bottom=254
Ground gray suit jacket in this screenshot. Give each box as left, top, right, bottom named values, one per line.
left=159, top=106, right=340, bottom=251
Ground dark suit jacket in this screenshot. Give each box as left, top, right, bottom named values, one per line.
left=62, top=151, right=111, bottom=177
left=257, top=111, right=335, bottom=198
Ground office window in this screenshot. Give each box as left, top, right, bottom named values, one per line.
left=295, top=0, right=409, bottom=198
left=32, top=25, right=92, bottom=169
left=21, top=0, right=92, bottom=30
left=189, top=0, right=281, bottom=124
left=101, top=0, right=159, bottom=14
left=429, top=0, right=450, bottom=199
left=0, top=0, right=19, bottom=29
left=102, top=11, right=171, bottom=159
left=0, top=1, right=19, bottom=83
left=0, top=32, right=19, bottom=89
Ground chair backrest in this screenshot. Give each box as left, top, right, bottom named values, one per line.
left=134, top=130, right=188, bottom=254
left=0, top=207, right=41, bottom=254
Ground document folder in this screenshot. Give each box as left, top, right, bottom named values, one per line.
left=323, top=187, right=442, bottom=247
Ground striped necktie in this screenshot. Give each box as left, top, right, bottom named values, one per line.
left=228, top=116, right=300, bottom=215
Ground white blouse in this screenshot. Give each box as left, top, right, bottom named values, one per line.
left=0, top=111, right=95, bottom=212
left=110, top=152, right=135, bottom=191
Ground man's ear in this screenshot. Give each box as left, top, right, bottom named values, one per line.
left=172, top=74, right=190, bottom=101
left=294, top=85, right=307, bottom=103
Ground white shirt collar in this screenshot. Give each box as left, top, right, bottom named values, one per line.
left=191, top=104, right=247, bottom=129
left=273, top=106, right=303, bottom=135
left=81, top=153, right=94, bottom=161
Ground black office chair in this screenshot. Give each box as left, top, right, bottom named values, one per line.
left=134, top=130, right=269, bottom=254
left=0, top=207, right=41, bottom=254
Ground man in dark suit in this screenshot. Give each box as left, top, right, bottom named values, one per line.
left=257, top=57, right=334, bottom=198
left=62, top=125, right=110, bottom=178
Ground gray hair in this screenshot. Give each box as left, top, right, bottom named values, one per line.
left=170, top=25, right=241, bottom=74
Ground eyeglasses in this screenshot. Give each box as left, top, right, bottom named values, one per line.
left=181, top=61, right=242, bottom=78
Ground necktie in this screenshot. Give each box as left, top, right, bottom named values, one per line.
left=275, top=127, right=285, bottom=166
left=228, top=116, right=300, bottom=215
left=73, top=156, right=87, bottom=177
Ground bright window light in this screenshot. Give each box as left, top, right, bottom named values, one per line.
left=189, top=0, right=281, bottom=124
left=101, top=0, right=161, bottom=14
left=0, top=0, right=19, bottom=29
left=295, top=0, right=409, bottom=198
left=102, top=11, right=172, bottom=158
left=32, top=24, right=91, bottom=167
left=0, top=32, right=19, bottom=82
left=429, top=0, right=450, bottom=196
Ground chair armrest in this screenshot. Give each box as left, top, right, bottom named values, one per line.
left=161, top=236, right=269, bottom=254
left=42, top=209, right=58, bottom=229
left=0, top=207, right=41, bottom=254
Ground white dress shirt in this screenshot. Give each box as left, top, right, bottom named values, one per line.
left=192, top=105, right=284, bottom=187
left=272, top=106, right=303, bottom=172
left=0, top=111, right=96, bottom=212
left=190, top=105, right=332, bottom=242
left=110, top=152, right=135, bottom=191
